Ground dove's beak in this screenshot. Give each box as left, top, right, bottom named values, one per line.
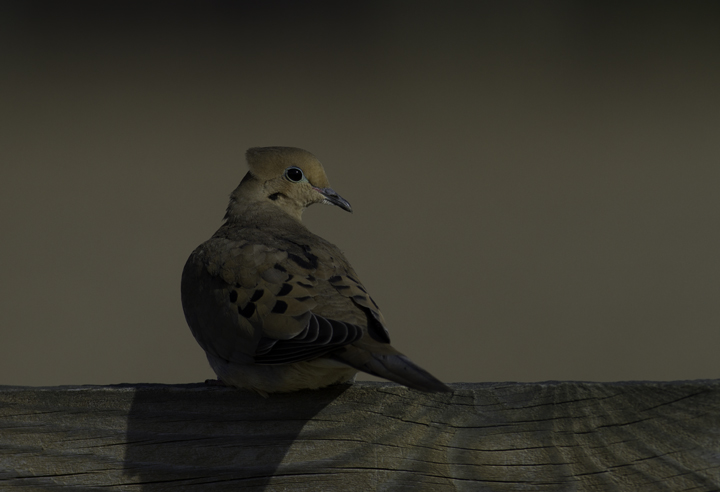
left=314, top=187, right=353, bottom=213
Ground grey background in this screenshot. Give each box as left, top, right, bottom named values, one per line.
left=2, top=1, right=719, bottom=386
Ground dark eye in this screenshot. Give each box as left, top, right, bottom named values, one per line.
left=285, top=167, right=304, bottom=182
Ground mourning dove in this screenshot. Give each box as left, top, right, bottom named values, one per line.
left=181, top=146, right=451, bottom=396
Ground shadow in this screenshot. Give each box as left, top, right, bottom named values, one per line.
left=121, top=382, right=350, bottom=490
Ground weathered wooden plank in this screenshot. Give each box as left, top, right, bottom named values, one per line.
left=0, top=381, right=718, bottom=490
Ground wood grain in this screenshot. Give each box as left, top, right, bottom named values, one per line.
left=1, top=381, right=718, bottom=490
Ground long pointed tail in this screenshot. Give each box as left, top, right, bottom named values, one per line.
left=332, top=346, right=452, bottom=393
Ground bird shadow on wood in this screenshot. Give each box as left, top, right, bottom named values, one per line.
left=122, top=382, right=351, bottom=491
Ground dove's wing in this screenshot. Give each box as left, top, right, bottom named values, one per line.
left=182, top=237, right=367, bottom=365
left=182, top=233, right=451, bottom=393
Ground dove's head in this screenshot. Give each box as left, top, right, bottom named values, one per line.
left=227, top=146, right=352, bottom=222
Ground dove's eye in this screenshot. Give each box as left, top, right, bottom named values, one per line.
left=285, top=167, right=305, bottom=183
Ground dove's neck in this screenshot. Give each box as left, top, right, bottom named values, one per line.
left=226, top=199, right=305, bottom=227
left=218, top=199, right=318, bottom=248
left=225, top=174, right=305, bottom=224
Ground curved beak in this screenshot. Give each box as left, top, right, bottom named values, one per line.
left=314, top=187, right=353, bottom=213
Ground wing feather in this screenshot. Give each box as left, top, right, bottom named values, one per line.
left=254, top=314, right=363, bottom=364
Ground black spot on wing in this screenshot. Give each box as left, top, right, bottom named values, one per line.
left=229, top=290, right=238, bottom=303
left=272, top=300, right=288, bottom=314
left=273, top=263, right=287, bottom=273
left=250, top=289, right=264, bottom=302
left=277, top=283, right=293, bottom=296
left=288, top=252, right=318, bottom=270
left=238, top=302, right=256, bottom=318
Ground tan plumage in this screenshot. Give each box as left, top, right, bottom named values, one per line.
left=181, top=146, right=451, bottom=396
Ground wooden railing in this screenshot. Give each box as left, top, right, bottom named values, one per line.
left=1, top=381, right=718, bottom=490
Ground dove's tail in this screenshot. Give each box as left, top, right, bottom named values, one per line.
left=331, top=346, right=453, bottom=393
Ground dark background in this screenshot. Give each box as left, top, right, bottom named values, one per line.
left=2, top=1, right=719, bottom=386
